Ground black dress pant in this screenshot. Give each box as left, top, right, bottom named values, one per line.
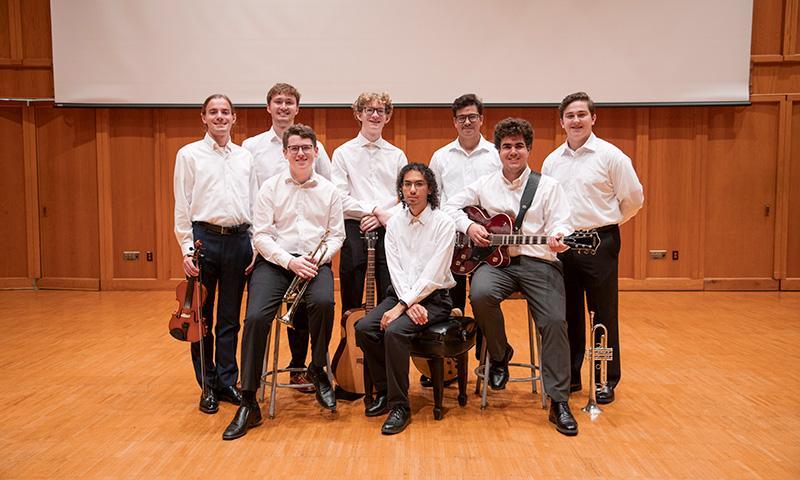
left=558, top=225, right=622, bottom=389
left=339, top=219, right=391, bottom=316
left=239, top=257, right=335, bottom=392
left=191, top=223, right=251, bottom=390
left=355, top=288, right=452, bottom=410
left=449, top=273, right=483, bottom=360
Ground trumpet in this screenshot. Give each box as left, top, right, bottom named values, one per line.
left=582, top=310, right=613, bottom=416
left=278, top=230, right=330, bottom=328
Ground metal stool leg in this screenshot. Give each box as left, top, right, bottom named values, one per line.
left=259, top=323, right=273, bottom=403
left=527, top=306, right=537, bottom=395
left=480, top=340, right=490, bottom=409
left=537, top=330, right=546, bottom=409
left=268, top=319, right=282, bottom=419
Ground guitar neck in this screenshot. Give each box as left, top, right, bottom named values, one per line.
left=365, top=249, right=375, bottom=313
left=489, top=234, right=548, bottom=246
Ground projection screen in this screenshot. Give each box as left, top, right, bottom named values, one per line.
left=50, top=0, right=754, bottom=106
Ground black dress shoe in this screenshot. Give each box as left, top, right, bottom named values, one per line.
left=222, top=403, right=262, bottom=441
left=308, top=366, right=336, bottom=411
left=596, top=385, right=615, bottom=404
left=569, top=383, right=582, bottom=393
left=199, top=388, right=218, bottom=414
left=381, top=406, right=411, bottom=435
left=365, top=393, right=389, bottom=417
left=488, top=345, right=514, bottom=390
left=548, top=401, right=578, bottom=436
left=215, top=385, right=242, bottom=405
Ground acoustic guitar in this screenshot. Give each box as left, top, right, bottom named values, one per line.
left=451, top=205, right=601, bottom=275
left=332, top=231, right=378, bottom=396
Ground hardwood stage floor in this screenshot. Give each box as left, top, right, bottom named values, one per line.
left=0, top=291, right=798, bottom=479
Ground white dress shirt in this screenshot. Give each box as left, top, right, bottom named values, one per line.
left=242, top=127, right=332, bottom=186
left=429, top=135, right=502, bottom=204
left=445, top=168, right=573, bottom=262
left=252, top=170, right=345, bottom=269
left=331, top=133, right=408, bottom=220
left=385, top=205, right=456, bottom=307
left=173, top=133, right=256, bottom=256
left=542, top=133, right=644, bottom=230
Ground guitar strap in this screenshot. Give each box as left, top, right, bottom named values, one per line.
left=513, top=171, right=541, bottom=233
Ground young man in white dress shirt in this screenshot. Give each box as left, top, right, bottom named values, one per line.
left=445, top=117, right=579, bottom=436
left=427, top=93, right=502, bottom=381
left=355, top=163, right=456, bottom=435
left=541, top=92, right=644, bottom=405
left=173, top=94, right=256, bottom=414
left=223, top=124, right=345, bottom=440
left=331, top=92, right=408, bottom=318
left=242, top=83, right=333, bottom=392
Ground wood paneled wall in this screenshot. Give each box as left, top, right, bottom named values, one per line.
left=1, top=0, right=799, bottom=291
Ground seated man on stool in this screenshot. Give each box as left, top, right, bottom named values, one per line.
left=445, top=117, right=579, bottom=436
left=223, top=124, right=345, bottom=440
left=355, top=163, right=456, bottom=435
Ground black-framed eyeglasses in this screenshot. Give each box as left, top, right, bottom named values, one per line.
left=286, top=145, right=314, bottom=154
left=362, top=107, right=387, bottom=116
left=455, top=114, right=480, bottom=124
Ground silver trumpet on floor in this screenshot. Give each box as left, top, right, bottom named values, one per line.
left=278, top=229, right=330, bottom=328
left=582, top=310, right=614, bottom=416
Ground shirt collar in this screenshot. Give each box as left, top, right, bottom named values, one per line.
left=265, top=127, right=282, bottom=145
left=561, top=132, right=598, bottom=157
left=284, top=170, right=318, bottom=188
left=203, top=133, right=232, bottom=153
left=356, top=132, right=388, bottom=149
left=449, top=135, right=493, bottom=156
left=501, top=166, right=531, bottom=190
left=407, top=204, right=433, bottom=225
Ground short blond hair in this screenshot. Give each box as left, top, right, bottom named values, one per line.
left=352, top=91, right=393, bottom=118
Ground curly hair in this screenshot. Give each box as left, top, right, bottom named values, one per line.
left=282, top=123, right=317, bottom=149
left=352, top=91, right=394, bottom=118
left=558, top=91, right=595, bottom=118
left=396, top=163, right=440, bottom=210
left=493, top=117, right=534, bottom=150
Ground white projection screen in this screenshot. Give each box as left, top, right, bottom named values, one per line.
left=50, top=0, right=754, bottom=106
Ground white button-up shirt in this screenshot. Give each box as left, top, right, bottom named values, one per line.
left=542, top=133, right=643, bottom=230
left=385, top=205, right=456, bottom=307
left=242, top=127, right=332, bottom=186
left=252, top=170, right=345, bottom=269
left=331, top=133, right=408, bottom=220
left=429, top=136, right=502, bottom=204
left=445, top=168, right=573, bottom=262
left=173, top=133, right=256, bottom=256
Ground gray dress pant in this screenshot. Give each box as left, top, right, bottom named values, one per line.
left=239, top=257, right=334, bottom=392
left=469, top=256, right=570, bottom=403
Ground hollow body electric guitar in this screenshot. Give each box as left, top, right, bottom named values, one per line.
left=451, top=205, right=601, bottom=275
left=332, top=231, right=378, bottom=396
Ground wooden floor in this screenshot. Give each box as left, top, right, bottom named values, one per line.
left=0, top=291, right=798, bottom=479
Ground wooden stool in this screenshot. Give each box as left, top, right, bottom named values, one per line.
left=474, top=291, right=547, bottom=409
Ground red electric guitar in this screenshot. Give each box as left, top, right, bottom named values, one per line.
left=451, top=205, right=600, bottom=275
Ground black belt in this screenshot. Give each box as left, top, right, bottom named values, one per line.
left=194, top=221, right=250, bottom=235
left=577, top=224, right=618, bottom=234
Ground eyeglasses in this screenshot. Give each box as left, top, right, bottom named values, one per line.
left=286, top=144, right=314, bottom=154
left=455, top=114, right=480, bottom=124
left=362, top=107, right=387, bottom=117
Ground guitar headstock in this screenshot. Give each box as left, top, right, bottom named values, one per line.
left=564, top=230, right=601, bottom=255
left=363, top=231, right=379, bottom=250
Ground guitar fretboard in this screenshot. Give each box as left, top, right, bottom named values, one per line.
left=365, top=250, right=375, bottom=314
left=489, top=235, right=548, bottom=246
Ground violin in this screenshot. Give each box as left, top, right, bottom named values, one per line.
left=169, top=240, right=208, bottom=342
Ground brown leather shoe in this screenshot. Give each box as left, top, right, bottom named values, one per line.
left=290, top=371, right=315, bottom=394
